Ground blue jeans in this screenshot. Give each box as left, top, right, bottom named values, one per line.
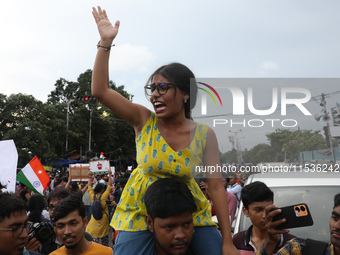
left=113, top=226, right=222, bottom=255
left=85, top=205, right=92, bottom=221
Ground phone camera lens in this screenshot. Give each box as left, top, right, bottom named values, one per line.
left=300, top=206, right=306, bottom=211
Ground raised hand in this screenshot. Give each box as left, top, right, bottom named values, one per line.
left=92, top=6, right=120, bottom=42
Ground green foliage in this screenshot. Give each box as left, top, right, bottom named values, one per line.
left=266, top=129, right=327, bottom=162
left=0, top=70, right=135, bottom=167
left=220, top=129, right=328, bottom=164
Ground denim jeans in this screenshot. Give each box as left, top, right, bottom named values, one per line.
left=85, top=205, right=92, bottom=221
left=113, top=226, right=222, bottom=255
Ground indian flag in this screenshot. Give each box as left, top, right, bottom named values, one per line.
left=16, top=156, right=50, bottom=194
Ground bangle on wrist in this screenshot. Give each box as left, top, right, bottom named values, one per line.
left=97, top=41, right=115, bottom=51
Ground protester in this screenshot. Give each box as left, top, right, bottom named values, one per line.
left=233, top=181, right=295, bottom=254
left=255, top=192, right=340, bottom=255
left=55, top=177, right=68, bottom=189
left=27, top=193, right=49, bottom=222
left=145, top=178, right=197, bottom=255
left=17, top=183, right=32, bottom=203
left=85, top=169, right=112, bottom=246
left=200, top=179, right=238, bottom=223
left=25, top=194, right=52, bottom=253
left=223, top=178, right=238, bottom=223
left=0, top=192, right=40, bottom=255
left=91, top=6, right=236, bottom=255
left=226, top=173, right=242, bottom=204
left=65, top=175, right=89, bottom=199
left=83, top=188, right=93, bottom=221
left=50, top=194, right=113, bottom=255
left=38, top=187, right=93, bottom=255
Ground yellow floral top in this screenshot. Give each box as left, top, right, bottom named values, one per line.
left=85, top=184, right=112, bottom=238
left=110, top=112, right=215, bottom=231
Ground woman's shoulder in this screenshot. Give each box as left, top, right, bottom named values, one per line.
left=193, top=121, right=210, bottom=136
left=137, top=112, right=157, bottom=138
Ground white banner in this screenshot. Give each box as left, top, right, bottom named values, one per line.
left=0, top=140, right=18, bottom=193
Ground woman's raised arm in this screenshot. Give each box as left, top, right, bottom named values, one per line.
left=91, top=6, right=150, bottom=131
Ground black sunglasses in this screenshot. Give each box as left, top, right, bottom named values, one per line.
left=144, top=83, right=175, bottom=96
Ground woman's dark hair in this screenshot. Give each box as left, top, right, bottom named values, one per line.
left=146, top=62, right=198, bottom=119
left=27, top=193, right=46, bottom=223
left=94, top=183, right=106, bottom=194
left=145, top=178, right=197, bottom=219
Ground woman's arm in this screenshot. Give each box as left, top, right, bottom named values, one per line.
left=81, top=182, right=89, bottom=195
left=91, top=6, right=150, bottom=132
left=108, top=169, right=113, bottom=187
left=87, top=172, right=95, bottom=201
left=204, top=127, right=239, bottom=255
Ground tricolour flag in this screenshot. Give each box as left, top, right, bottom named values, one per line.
left=16, top=156, right=50, bottom=194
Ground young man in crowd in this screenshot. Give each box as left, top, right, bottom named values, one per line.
left=145, top=178, right=197, bottom=255
left=226, top=173, right=242, bottom=204
left=0, top=192, right=40, bottom=255
left=27, top=188, right=92, bottom=254
left=233, top=181, right=295, bottom=254
left=200, top=178, right=238, bottom=223
left=257, top=192, right=340, bottom=255
left=50, top=194, right=112, bottom=255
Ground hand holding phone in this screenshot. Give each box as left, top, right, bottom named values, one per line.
left=270, top=203, right=314, bottom=230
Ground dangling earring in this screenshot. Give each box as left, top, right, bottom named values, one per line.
left=184, top=96, right=188, bottom=103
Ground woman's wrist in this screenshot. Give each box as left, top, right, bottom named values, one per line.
left=98, top=38, right=114, bottom=47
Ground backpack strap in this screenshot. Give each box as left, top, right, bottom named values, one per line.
left=304, top=238, right=329, bottom=255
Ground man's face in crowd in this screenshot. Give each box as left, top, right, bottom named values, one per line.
left=147, top=211, right=194, bottom=255
left=223, top=178, right=230, bottom=189
left=330, top=205, right=340, bottom=251
left=48, top=198, right=61, bottom=218
left=0, top=211, right=29, bottom=255
left=54, top=210, right=88, bottom=250
left=243, top=200, right=273, bottom=231
left=229, top=177, right=237, bottom=186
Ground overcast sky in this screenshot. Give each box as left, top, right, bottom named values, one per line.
left=1, top=0, right=340, bottom=152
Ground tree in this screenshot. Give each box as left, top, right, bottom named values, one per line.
left=220, top=149, right=238, bottom=165
left=266, top=129, right=327, bottom=162
left=247, top=143, right=275, bottom=164
left=1, top=94, right=51, bottom=166
left=47, top=69, right=136, bottom=162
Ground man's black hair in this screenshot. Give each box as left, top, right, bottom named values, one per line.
left=241, top=181, right=274, bottom=210
left=46, top=187, right=71, bottom=205
left=334, top=193, right=340, bottom=208
left=0, top=192, right=28, bottom=223
left=52, top=194, right=85, bottom=223
left=27, top=193, right=46, bottom=223
left=145, top=178, right=197, bottom=219
left=228, top=173, right=237, bottom=179
left=70, top=181, right=79, bottom=191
